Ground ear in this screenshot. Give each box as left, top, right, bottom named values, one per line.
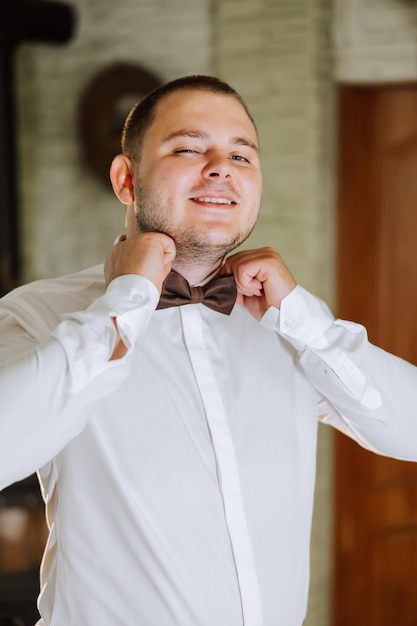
left=110, top=155, right=135, bottom=205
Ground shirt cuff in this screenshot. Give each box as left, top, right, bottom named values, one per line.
left=260, top=284, right=334, bottom=348
left=261, top=285, right=381, bottom=410
left=51, top=274, right=159, bottom=391
left=87, top=274, right=160, bottom=350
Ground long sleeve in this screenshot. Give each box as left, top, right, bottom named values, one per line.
left=0, top=274, right=159, bottom=489
left=261, top=285, right=417, bottom=460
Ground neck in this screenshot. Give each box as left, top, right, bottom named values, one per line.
left=171, top=259, right=223, bottom=286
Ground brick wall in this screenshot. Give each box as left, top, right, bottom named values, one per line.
left=212, top=0, right=336, bottom=300
left=16, top=0, right=212, bottom=281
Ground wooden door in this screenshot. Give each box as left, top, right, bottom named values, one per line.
left=333, top=85, right=417, bottom=625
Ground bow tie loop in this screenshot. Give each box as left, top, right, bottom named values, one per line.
left=157, top=270, right=237, bottom=315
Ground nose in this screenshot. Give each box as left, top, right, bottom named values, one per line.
left=202, top=153, right=231, bottom=179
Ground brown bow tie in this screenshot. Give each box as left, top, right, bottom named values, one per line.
left=157, top=270, right=237, bottom=315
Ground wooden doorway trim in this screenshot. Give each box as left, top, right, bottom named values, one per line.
left=333, top=83, right=417, bottom=626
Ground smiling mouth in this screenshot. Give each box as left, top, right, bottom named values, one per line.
left=192, top=197, right=236, bottom=206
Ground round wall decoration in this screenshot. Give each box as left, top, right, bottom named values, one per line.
left=79, top=63, right=162, bottom=187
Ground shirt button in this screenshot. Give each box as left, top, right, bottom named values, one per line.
left=132, top=293, right=144, bottom=304
left=283, top=320, right=294, bottom=330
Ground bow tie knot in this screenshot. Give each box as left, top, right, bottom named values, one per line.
left=189, top=285, right=205, bottom=305
left=157, top=270, right=237, bottom=315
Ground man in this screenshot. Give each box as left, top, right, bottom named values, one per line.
left=1, top=75, right=417, bottom=626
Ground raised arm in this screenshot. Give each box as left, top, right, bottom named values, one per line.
left=225, top=247, right=417, bottom=460
left=0, top=231, right=175, bottom=489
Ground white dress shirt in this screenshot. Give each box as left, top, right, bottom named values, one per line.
left=1, top=264, right=417, bottom=626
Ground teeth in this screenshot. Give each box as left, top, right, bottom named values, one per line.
left=197, top=197, right=233, bottom=205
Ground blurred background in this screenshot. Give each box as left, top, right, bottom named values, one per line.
left=1, top=0, right=417, bottom=624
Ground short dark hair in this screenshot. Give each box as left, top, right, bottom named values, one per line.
left=121, top=74, right=256, bottom=164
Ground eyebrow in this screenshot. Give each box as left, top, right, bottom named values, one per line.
left=163, top=129, right=259, bottom=153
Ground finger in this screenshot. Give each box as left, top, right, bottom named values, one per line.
left=223, top=257, right=263, bottom=296
left=162, top=236, right=176, bottom=260
left=236, top=281, right=263, bottom=297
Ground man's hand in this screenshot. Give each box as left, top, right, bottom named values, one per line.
left=105, top=231, right=176, bottom=293
left=104, top=231, right=176, bottom=360
left=223, top=247, right=297, bottom=320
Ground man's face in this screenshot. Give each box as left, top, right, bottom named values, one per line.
left=133, top=89, right=262, bottom=267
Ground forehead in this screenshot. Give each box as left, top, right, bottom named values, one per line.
left=147, top=89, right=258, bottom=144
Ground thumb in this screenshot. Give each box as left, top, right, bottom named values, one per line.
left=161, top=235, right=176, bottom=278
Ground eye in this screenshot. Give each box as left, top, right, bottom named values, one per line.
left=231, top=154, right=250, bottom=163
left=174, top=148, right=199, bottom=155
